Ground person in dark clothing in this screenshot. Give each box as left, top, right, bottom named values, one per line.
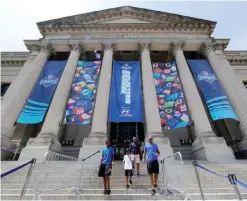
left=129, top=137, right=142, bottom=176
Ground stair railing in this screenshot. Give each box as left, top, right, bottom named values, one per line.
left=1, top=158, right=36, bottom=200
left=160, top=152, right=190, bottom=200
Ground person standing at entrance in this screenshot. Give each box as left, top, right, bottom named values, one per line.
left=123, top=149, right=134, bottom=188
left=129, top=137, right=142, bottom=176
left=143, top=136, right=160, bottom=195
left=99, top=139, right=114, bottom=195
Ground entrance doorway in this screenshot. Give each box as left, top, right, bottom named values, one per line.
left=109, top=122, right=144, bottom=160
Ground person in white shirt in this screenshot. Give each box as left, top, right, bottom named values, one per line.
left=123, top=149, right=134, bottom=188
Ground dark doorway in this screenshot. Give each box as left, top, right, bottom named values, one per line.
left=109, top=122, right=144, bottom=160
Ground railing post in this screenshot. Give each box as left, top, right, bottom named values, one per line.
left=20, top=158, right=36, bottom=200
left=228, top=174, right=243, bottom=201
left=192, top=161, right=205, bottom=201
left=161, top=159, right=168, bottom=194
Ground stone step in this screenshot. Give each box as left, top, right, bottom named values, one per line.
left=2, top=193, right=247, bottom=200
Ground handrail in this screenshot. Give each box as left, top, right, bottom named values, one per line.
left=44, top=151, right=78, bottom=161
left=82, top=150, right=100, bottom=161
left=160, top=151, right=183, bottom=162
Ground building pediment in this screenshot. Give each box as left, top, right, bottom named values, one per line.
left=37, top=6, right=216, bottom=36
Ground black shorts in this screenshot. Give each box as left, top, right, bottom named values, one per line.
left=98, top=164, right=112, bottom=177
left=125, top=170, right=133, bottom=177
left=147, top=160, right=159, bottom=174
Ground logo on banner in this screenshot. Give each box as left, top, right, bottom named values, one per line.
left=120, top=109, right=132, bottom=116
left=198, top=71, right=216, bottom=83
left=39, top=75, right=59, bottom=87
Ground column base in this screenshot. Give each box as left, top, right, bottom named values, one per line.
left=1, top=136, right=16, bottom=160
left=237, top=137, right=247, bottom=148
left=192, top=136, right=235, bottom=162
left=79, top=137, right=106, bottom=164
left=145, top=136, right=173, bottom=159
left=18, top=137, right=62, bottom=161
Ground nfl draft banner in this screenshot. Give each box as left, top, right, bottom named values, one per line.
left=17, top=61, right=66, bottom=124
left=108, top=61, right=144, bottom=122
left=153, top=61, right=190, bottom=129
left=64, top=61, right=101, bottom=124
left=187, top=60, right=238, bottom=121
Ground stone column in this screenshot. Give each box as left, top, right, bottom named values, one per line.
left=78, top=43, right=114, bottom=162
left=139, top=43, right=173, bottom=158
left=171, top=42, right=235, bottom=161
left=1, top=44, right=53, bottom=160
left=19, top=44, right=82, bottom=160
left=202, top=43, right=247, bottom=148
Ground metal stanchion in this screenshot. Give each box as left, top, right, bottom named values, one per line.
left=228, top=174, right=243, bottom=201
left=192, top=161, right=205, bottom=201
left=20, top=158, right=37, bottom=200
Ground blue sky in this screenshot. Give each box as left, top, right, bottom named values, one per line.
left=1, top=0, right=247, bottom=51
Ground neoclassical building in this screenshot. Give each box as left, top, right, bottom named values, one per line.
left=1, top=6, right=247, bottom=162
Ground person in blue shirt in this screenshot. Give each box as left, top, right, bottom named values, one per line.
left=143, top=136, right=160, bottom=195
left=98, top=139, right=114, bottom=195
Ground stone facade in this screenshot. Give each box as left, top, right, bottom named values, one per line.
left=1, top=6, right=247, bottom=162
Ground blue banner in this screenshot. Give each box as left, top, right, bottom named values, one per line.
left=187, top=60, right=238, bottom=121
left=153, top=62, right=190, bottom=129
left=17, top=61, right=66, bottom=124
left=108, top=61, right=144, bottom=122
left=64, top=61, right=101, bottom=124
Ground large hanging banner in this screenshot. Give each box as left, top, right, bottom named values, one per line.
left=64, top=61, right=101, bottom=124
left=152, top=62, right=190, bottom=130
left=17, top=61, right=66, bottom=124
left=187, top=60, right=238, bottom=121
left=108, top=61, right=144, bottom=122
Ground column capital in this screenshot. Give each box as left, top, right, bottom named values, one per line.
left=169, top=42, right=185, bottom=56
left=102, top=43, right=115, bottom=51
left=70, top=43, right=84, bottom=53
left=26, top=44, right=40, bottom=53
left=199, top=43, right=215, bottom=56
left=139, top=42, right=151, bottom=53
left=40, top=43, right=54, bottom=55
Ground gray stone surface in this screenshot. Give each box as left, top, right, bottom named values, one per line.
left=1, top=160, right=247, bottom=200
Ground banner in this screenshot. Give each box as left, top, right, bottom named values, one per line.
left=17, top=61, right=66, bottom=124
left=108, top=61, right=144, bottom=122
left=187, top=60, right=238, bottom=121
left=152, top=61, right=190, bottom=129
left=64, top=61, right=101, bottom=124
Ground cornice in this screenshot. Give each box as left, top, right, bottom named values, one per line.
left=39, top=23, right=214, bottom=37
left=1, top=60, right=26, bottom=66
left=37, top=6, right=216, bottom=26
left=224, top=51, right=247, bottom=65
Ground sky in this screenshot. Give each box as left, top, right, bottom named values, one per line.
left=1, top=0, right=247, bottom=51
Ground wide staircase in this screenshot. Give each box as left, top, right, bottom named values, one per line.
left=1, top=154, right=247, bottom=200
